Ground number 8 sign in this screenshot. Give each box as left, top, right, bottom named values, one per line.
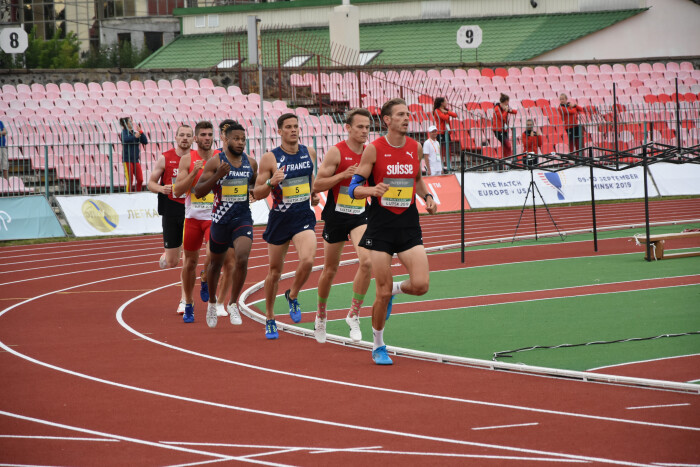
left=456, top=25, right=483, bottom=49
left=0, top=28, right=29, bottom=54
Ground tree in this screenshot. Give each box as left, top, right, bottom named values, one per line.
left=0, top=26, right=80, bottom=69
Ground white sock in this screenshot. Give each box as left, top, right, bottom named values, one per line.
left=159, top=253, right=167, bottom=269
left=372, top=327, right=385, bottom=350
left=392, top=280, right=406, bottom=295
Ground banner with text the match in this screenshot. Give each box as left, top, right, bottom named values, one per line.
left=460, top=167, right=658, bottom=208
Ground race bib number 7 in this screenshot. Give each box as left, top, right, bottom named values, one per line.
left=221, top=178, right=248, bottom=203
left=282, top=176, right=310, bottom=204
left=381, top=177, right=413, bottom=208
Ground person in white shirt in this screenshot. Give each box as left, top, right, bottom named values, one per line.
left=424, top=125, right=442, bottom=176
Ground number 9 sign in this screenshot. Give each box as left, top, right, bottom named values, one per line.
left=0, top=28, right=28, bottom=54
left=456, top=25, right=483, bottom=49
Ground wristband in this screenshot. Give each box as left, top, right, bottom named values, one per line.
left=266, top=178, right=273, bottom=187
left=423, top=193, right=434, bottom=202
left=348, top=174, right=366, bottom=199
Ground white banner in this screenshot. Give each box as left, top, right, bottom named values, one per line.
left=460, top=167, right=658, bottom=208
left=649, top=163, right=700, bottom=196
left=57, top=193, right=271, bottom=237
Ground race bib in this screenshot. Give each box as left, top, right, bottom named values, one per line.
left=282, top=176, right=310, bottom=204
left=191, top=192, right=214, bottom=210
left=221, top=178, right=248, bottom=203
left=335, top=185, right=365, bottom=215
left=381, top=177, right=413, bottom=208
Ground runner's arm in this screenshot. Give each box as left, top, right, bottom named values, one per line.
left=414, top=143, right=437, bottom=214
left=308, top=146, right=320, bottom=206
left=147, top=156, right=170, bottom=195
left=253, top=152, right=284, bottom=200
left=350, top=144, right=388, bottom=199
left=312, top=146, right=350, bottom=193
left=172, top=155, right=193, bottom=198
left=248, top=158, right=259, bottom=200
left=194, top=156, right=224, bottom=199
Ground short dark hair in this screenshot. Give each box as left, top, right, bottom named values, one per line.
left=433, top=97, right=446, bottom=111
left=176, top=124, right=193, bottom=135
left=119, top=117, right=130, bottom=130
left=195, top=120, right=213, bottom=135
left=222, top=120, right=245, bottom=137
left=277, top=112, right=298, bottom=129
left=499, top=93, right=510, bottom=103
left=380, top=98, right=407, bottom=123
left=345, top=108, right=372, bottom=126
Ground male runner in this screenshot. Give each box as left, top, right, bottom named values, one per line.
left=253, top=113, right=319, bottom=340
left=349, top=98, right=438, bottom=365
left=147, top=124, right=196, bottom=318
left=312, top=108, right=372, bottom=343
left=172, top=121, right=216, bottom=324
left=194, top=120, right=257, bottom=328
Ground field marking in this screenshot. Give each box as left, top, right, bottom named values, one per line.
left=626, top=404, right=691, bottom=410
left=0, top=278, right=685, bottom=467
left=472, top=423, right=540, bottom=431
left=589, top=354, right=700, bottom=372
left=0, top=410, right=285, bottom=466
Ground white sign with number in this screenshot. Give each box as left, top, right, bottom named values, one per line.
left=0, top=28, right=28, bottom=54
left=456, top=25, right=482, bottom=49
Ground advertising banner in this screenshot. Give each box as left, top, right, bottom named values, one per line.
left=0, top=195, right=65, bottom=241
left=57, top=193, right=271, bottom=237
left=649, top=163, right=700, bottom=196
left=460, top=167, right=658, bottom=208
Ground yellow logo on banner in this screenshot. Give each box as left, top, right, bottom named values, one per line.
left=82, top=199, right=119, bottom=232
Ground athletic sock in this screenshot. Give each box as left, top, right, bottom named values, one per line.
left=317, top=295, right=328, bottom=320
left=372, top=327, right=385, bottom=351
left=392, top=280, right=406, bottom=295
left=200, top=269, right=207, bottom=283
left=348, top=292, right=365, bottom=318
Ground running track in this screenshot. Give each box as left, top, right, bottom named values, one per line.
left=1, top=199, right=699, bottom=466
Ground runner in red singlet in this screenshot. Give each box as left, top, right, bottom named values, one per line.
left=349, top=98, right=438, bottom=365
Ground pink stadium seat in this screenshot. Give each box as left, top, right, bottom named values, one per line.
left=652, top=62, right=666, bottom=72
left=680, top=61, right=694, bottom=71
left=440, top=69, right=454, bottom=79
left=667, top=62, right=680, bottom=72
left=599, top=64, right=613, bottom=74
left=467, top=68, right=480, bottom=79
left=172, top=79, right=185, bottom=89
left=31, top=83, right=45, bottom=94
left=612, top=63, right=625, bottom=73
left=199, top=78, right=214, bottom=88
left=157, top=79, right=172, bottom=89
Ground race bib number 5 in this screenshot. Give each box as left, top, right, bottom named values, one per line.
left=336, top=185, right=365, bottom=214
left=282, top=176, right=310, bottom=204
left=221, top=178, right=248, bottom=203
left=381, top=177, right=413, bottom=208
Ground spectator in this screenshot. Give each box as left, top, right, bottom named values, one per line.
left=0, top=119, right=7, bottom=180
left=492, top=93, right=516, bottom=160
left=559, top=93, right=583, bottom=152
left=120, top=117, right=148, bottom=192
left=424, top=125, right=442, bottom=176
left=433, top=97, right=457, bottom=169
left=521, top=119, right=543, bottom=166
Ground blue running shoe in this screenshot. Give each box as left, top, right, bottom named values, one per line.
left=372, top=345, right=393, bottom=365
left=285, top=289, right=302, bottom=323
left=265, top=319, right=279, bottom=339
left=183, top=303, right=195, bottom=323
left=200, top=276, right=209, bottom=302
left=386, top=294, right=394, bottom=321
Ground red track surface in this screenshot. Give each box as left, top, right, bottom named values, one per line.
left=1, top=198, right=699, bottom=466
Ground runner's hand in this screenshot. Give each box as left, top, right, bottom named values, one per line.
left=342, top=163, right=358, bottom=179
left=425, top=196, right=438, bottom=215
left=162, top=184, right=172, bottom=195
left=311, top=192, right=320, bottom=206
left=270, top=167, right=285, bottom=186
left=193, top=160, right=204, bottom=171
left=215, top=162, right=230, bottom=178
left=372, top=183, right=390, bottom=197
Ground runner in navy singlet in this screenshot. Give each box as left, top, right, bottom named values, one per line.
left=311, top=108, right=373, bottom=344
left=349, top=98, right=438, bottom=365
left=253, top=113, right=320, bottom=340
left=195, top=120, right=258, bottom=329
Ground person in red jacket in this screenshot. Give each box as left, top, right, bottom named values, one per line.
left=521, top=119, right=543, bottom=167
left=433, top=97, right=457, bottom=169
left=559, top=93, right=583, bottom=152
left=492, top=93, right=516, bottom=160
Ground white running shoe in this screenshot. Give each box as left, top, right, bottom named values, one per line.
left=216, top=303, right=228, bottom=317
left=159, top=253, right=167, bottom=269
left=346, top=315, right=362, bottom=342
left=176, top=300, right=186, bottom=315
left=206, top=303, right=218, bottom=328
left=314, top=316, right=327, bottom=344
left=227, top=303, right=243, bottom=325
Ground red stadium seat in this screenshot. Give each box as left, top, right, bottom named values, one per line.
left=481, top=68, right=494, bottom=78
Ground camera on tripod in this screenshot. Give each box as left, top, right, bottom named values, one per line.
left=524, top=152, right=538, bottom=168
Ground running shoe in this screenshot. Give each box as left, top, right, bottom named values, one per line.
left=372, top=345, right=393, bottom=365
left=285, top=289, right=302, bottom=323
left=183, top=303, right=195, bottom=323
left=205, top=302, right=217, bottom=328
left=265, top=319, right=279, bottom=340
left=227, top=303, right=243, bottom=325
left=386, top=295, right=394, bottom=320
left=346, top=315, right=362, bottom=342
left=177, top=300, right=186, bottom=315
left=314, top=316, right=327, bottom=344
left=200, top=277, right=209, bottom=302
left=216, top=303, right=228, bottom=317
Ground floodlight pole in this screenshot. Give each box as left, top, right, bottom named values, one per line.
left=256, top=18, right=265, bottom=154
left=461, top=149, right=465, bottom=263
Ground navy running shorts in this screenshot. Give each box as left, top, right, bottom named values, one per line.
left=263, top=209, right=316, bottom=245
left=209, top=214, right=254, bottom=254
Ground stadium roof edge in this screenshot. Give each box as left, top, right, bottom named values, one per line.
left=173, top=0, right=401, bottom=16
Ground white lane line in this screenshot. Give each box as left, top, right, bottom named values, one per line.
left=308, top=445, right=381, bottom=454
left=165, top=459, right=234, bottom=467
left=472, top=423, right=540, bottom=431
left=238, top=449, right=303, bottom=459
left=652, top=463, right=700, bottom=466
left=0, top=435, right=118, bottom=442
left=589, top=354, right=700, bottom=372
left=626, top=404, right=691, bottom=410
left=0, top=410, right=286, bottom=466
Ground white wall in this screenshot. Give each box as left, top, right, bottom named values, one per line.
left=534, top=0, right=700, bottom=61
